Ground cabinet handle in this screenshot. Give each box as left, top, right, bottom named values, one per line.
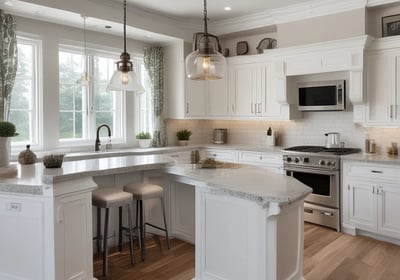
left=258, top=103, right=262, bottom=113
left=372, top=186, right=375, bottom=194
left=348, top=184, right=350, bottom=190
left=251, top=103, right=254, bottom=114
left=231, top=104, right=235, bottom=112
left=377, top=186, right=383, bottom=195
left=186, top=102, right=189, bottom=114
left=390, top=105, right=393, bottom=119
left=371, top=170, right=383, bottom=174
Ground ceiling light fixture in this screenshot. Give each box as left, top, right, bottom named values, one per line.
left=106, top=0, right=144, bottom=93
left=224, top=6, right=232, bottom=11
left=77, top=14, right=89, bottom=86
left=185, top=0, right=226, bottom=80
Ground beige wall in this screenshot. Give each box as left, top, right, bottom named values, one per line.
left=276, top=8, right=366, bottom=48
left=367, top=3, right=400, bottom=38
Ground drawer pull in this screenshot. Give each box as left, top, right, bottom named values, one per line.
left=304, top=208, right=313, bottom=214
left=321, top=212, right=334, bottom=217
left=371, top=170, right=383, bottom=174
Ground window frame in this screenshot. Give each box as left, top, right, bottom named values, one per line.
left=10, top=35, right=42, bottom=150
left=58, top=45, right=126, bottom=147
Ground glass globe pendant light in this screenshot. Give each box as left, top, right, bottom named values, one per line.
left=185, top=0, right=226, bottom=80
left=106, top=0, right=145, bottom=93
left=77, top=14, right=90, bottom=86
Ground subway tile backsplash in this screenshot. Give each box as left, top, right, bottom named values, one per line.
left=166, top=112, right=400, bottom=154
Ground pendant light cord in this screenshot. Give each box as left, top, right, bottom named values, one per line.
left=83, top=15, right=87, bottom=57
left=123, top=0, right=127, bottom=54
left=203, top=0, right=208, bottom=39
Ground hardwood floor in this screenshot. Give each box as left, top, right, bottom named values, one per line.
left=94, top=224, right=400, bottom=279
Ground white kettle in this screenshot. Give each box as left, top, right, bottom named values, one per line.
left=325, top=132, right=340, bottom=148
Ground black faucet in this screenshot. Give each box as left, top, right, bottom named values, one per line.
left=95, top=124, right=111, bottom=151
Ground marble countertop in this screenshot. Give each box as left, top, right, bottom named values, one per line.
left=166, top=164, right=311, bottom=205
left=341, top=153, right=400, bottom=165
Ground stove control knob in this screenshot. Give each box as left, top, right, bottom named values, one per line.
left=295, top=157, right=300, bottom=163
left=303, top=157, right=309, bottom=163
left=319, top=160, right=326, bottom=165
left=286, top=157, right=292, bottom=163
left=327, top=161, right=332, bottom=166
left=331, top=161, right=336, bottom=166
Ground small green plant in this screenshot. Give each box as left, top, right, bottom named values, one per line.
left=136, top=132, right=151, bottom=139
left=0, top=121, right=18, bottom=137
left=176, top=129, right=192, bottom=141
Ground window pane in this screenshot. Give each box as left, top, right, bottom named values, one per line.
left=10, top=80, right=31, bottom=110
left=16, top=44, right=33, bottom=77
left=59, top=84, right=73, bottom=110
left=74, top=112, right=83, bottom=138
left=59, top=112, right=74, bottom=138
left=95, top=90, right=112, bottom=111
left=96, top=112, right=113, bottom=136
left=9, top=111, right=30, bottom=142
left=74, top=86, right=83, bottom=111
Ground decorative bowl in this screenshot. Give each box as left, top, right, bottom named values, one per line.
left=43, top=154, right=65, bottom=168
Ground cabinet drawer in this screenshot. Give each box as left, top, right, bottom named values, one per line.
left=238, top=151, right=282, bottom=171
left=166, top=151, right=191, bottom=164
left=344, top=161, right=400, bottom=182
left=204, top=149, right=237, bottom=162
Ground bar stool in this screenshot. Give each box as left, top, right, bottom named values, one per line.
left=122, top=182, right=170, bottom=260
left=92, top=188, right=135, bottom=276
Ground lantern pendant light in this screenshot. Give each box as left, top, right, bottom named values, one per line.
left=77, top=14, right=90, bottom=86
left=185, top=0, right=226, bottom=80
left=106, top=0, right=145, bottom=93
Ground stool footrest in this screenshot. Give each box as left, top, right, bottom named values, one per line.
left=145, top=222, right=168, bottom=232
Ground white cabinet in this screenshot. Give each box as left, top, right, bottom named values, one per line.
left=203, top=149, right=237, bottom=163
left=238, top=151, right=282, bottom=173
left=185, top=78, right=229, bottom=118
left=342, top=161, right=400, bottom=240
left=366, top=47, right=400, bottom=125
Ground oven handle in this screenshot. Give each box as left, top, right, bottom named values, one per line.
left=284, top=166, right=338, bottom=176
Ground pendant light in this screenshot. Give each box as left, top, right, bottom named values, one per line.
left=106, top=0, right=145, bottom=93
left=77, top=14, right=89, bottom=86
left=185, top=0, right=226, bottom=80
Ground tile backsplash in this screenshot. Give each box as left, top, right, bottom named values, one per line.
left=166, top=112, right=400, bottom=154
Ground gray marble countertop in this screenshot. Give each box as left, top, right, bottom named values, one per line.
left=341, top=153, right=400, bottom=165
left=166, top=163, right=311, bottom=205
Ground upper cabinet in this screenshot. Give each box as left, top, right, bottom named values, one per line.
left=366, top=41, right=400, bottom=125
left=185, top=78, right=229, bottom=118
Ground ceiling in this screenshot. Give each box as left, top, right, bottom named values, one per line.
left=0, top=0, right=317, bottom=43
left=126, top=0, right=311, bottom=21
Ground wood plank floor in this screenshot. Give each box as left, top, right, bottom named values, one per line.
left=94, top=224, right=400, bottom=279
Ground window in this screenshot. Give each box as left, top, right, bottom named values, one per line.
left=59, top=47, right=124, bottom=142
left=9, top=37, right=40, bottom=145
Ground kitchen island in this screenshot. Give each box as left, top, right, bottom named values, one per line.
left=0, top=154, right=311, bottom=280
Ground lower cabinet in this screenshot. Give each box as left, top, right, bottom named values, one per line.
left=343, top=161, right=400, bottom=240
left=238, top=151, right=283, bottom=173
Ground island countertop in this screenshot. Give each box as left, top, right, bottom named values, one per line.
left=0, top=154, right=311, bottom=205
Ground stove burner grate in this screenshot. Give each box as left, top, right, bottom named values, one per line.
left=284, top=146, right=361, bottom=155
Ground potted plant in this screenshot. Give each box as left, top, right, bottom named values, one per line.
left=0, top=121, right=18, bottom=168
left=176, top=129, right=192, bottom=146
left=136, top=132, right=152, bottom=148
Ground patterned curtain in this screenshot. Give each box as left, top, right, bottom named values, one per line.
left=144, top=46, right=166, bottom=147
left=0, top=10, right=17, bottom=121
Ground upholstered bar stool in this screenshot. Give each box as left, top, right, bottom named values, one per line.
left=123, top=182, right=170, bottom=260
left=92, top=188, right=135, bottom=276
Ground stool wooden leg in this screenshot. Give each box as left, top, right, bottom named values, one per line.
left=96, top=207, right=102, bottom=253
left=103, top=208, right=110, bottom=276
left=118, top=206, right=123, bottom=252
left=160, top=197, right=170, bottom=249
left=127, top=204, right=135, bottom=265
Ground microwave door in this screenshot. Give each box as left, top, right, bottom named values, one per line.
left=298, top=85, right=342, bottom=111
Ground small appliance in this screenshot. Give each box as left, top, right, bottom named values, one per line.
left=298, top=80, right=345, bottom=111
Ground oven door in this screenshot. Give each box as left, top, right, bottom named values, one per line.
left=285, top=166, right=339, bottom=208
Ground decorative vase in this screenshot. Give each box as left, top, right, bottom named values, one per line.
left=0, top=137, right=11, bottom=168
left=138, top=139, right=152, bottom=148
left=18, top=145, right=37, bottom=164
left=178, top=140, right=188, bottom=146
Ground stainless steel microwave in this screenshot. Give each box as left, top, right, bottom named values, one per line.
left=298, top=80, right=345, bottom=111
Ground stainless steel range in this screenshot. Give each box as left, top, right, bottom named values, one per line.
left=282, top=146, right=360, bottom=231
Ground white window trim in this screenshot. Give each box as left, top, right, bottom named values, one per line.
left=11, top=35, right=43, bottom=152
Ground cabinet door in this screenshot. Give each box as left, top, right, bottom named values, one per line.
left=170, top=180, right=195, bottom=244
left=367, top=53, right=395, bottom=124
left=185, top=78, right=206, bottom=117
left=261, top=64, right=283, bottom=118
left=348, top=182, right=377, bottom=232
left=231, top=64, right=257, bottom=116
left=207, top=79, right=229, bottom=117
left=377, top=184, right=400, bottom=238
left=55, top=192, right=93, bottom=280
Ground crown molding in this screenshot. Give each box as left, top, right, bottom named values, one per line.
left=367, top=0, right=400, bottom=7
left=213, top=0, right=367, bottom=35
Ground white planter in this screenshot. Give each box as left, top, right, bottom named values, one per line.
left=0, top=137, right=11, bottom=168
left=138, top=139, right=152, bottom=148
left=178, top=140, right=189, bottom=146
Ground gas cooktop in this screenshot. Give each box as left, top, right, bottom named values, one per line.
left=284, top=145, right=361, bottom=155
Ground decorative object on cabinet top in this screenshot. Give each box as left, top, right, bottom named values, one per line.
left=43, top=154, right=65, bottom=168
left=256, top=38, right=277, bottom=53
left=18, top=145, right=37, bottom=165
left=236, top=41, right=249, bottom=55
left=382, top=14, right=400, bottom=37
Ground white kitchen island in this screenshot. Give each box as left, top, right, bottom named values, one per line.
left=0, top=154, right=311, bottom=280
